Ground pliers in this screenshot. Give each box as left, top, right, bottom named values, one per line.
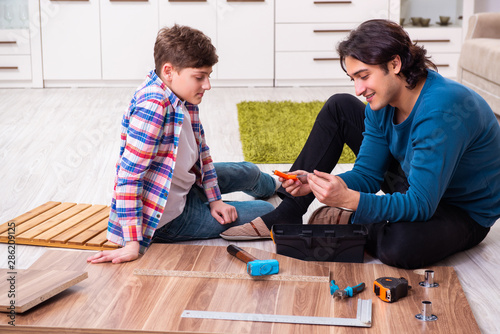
left=330, top=280, right=365, bottom=299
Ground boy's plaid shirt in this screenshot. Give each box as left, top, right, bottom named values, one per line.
left=106, top=70, right=221, bottom=253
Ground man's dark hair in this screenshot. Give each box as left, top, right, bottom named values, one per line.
left=154, top=24, right=218, bottom=72
left=337, top=19, right=436, bottom=89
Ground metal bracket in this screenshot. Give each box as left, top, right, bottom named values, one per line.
left=415, top=300, right=438, bottom=322
left=182, top=298, right=372, bottom=328
left=419, top=270, right=439, bottom=288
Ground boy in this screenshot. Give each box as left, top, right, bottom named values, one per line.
left=88, top=25, right=275, bottom=264
left=222, top=20, right=500, bottom=269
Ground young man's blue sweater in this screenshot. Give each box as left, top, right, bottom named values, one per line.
left=339, top=70, right=500, bottom=227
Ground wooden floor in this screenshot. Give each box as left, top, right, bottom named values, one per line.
left=0, top=86, right=499, bottom=332
left=0, top=244, right=481, bottom=333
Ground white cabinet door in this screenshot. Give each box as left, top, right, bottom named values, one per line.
left=0, top=30, right=32, bottom=81
left=159, top=0, right=217, bottom=39
left=276, top=23, right=355, bottom=52
left=100, top=0, right=158, bottom=80
left=275, top=51, right=350, bottom=86
left=0, top=55, right=32, bottom=80
left=159, top=0, right=217, bottom=76
left=405, top=27, right=462, bottom=53
left=0, top=30, right=31, bottom=55
left=276, top=0, right=389, bottom=23
left=158, top=0, right=273, bottom=84
left=216, top=0, right=274, bottom=84
left=40, top=0, right=101, bottom=81
left=429, top=53, right=460, bottom=79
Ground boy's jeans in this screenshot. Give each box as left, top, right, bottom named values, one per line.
left=152, top=162, right=275, bottom=242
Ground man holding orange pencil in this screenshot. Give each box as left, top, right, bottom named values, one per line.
left=221, top=20, right=500, bottom=270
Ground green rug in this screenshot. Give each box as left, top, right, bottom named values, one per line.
left=237, top=100, right=356, bottom=164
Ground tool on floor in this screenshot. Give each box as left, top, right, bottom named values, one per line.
left=227, top=244, right=279, bottom=276
left=415, top=300, right=438, bottom=321
left=330, top=280, right=365, bottom=299
left=182, top=298, right=372, bottom=327
left=330, top=280, right=340, bottom=295
left=336, top=283, right=366, bottom=299
left=272, top=170, right=308, bottom=181
left=419, top=269, right=439, bottom=288
left=373, top=277, right=411, bottom=303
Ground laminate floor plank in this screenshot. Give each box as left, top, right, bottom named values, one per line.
left=138, top=243, right=206, bottom=272
left=135, top=244, right=330, bottom=282
left=0, top=245, right=479, bottom=333
left=25, top=249, right=139, bottom=330
left=0, top=269, right=88, bottom=313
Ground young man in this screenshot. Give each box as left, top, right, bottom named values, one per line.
left=87, top=25, right=275, bottom=264
left=222, top=20, right=500, bottom=269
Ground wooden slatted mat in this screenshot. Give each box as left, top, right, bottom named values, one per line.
left=0, top=269, right=88, bottom=313
left=0, top=244, right=480, bottom=333
left=0, top=201, right=118, bottom=251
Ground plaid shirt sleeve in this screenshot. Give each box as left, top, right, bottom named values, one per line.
left=115, top=87, right=169, bottom=242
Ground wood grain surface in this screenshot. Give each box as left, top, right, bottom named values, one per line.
left=0, top=202, right=118, bottom=250
left=133, top=269, right=330, bottom=282
left=134, top=244, right=329, bottom=282
left=0, top=269, right=88, bottom=313
left=0, top=244, right=479, bottom=333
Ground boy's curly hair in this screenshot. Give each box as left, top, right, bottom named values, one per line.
left=337, top=20, right=436, bottom=89
left=154, top=25, right=218, bottom=72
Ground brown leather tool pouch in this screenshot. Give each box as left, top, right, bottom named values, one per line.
left=307, top=206, right=354, bottom=225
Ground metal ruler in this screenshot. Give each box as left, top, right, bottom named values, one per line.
left=182, top=298, right=372, bottom=328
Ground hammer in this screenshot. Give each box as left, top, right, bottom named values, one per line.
left=227, top=244, right=279, bottom=276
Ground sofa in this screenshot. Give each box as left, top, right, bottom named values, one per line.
left=457, top=12, right=500, bottom=116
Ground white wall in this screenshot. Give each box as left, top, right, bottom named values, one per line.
left=475, top=0, right=500, bottom=12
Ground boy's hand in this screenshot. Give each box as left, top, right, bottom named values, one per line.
left=86, top=241, right=140, bottom=264
left=308, top=170, right=359, bottom=210
left=210, top=200, right=238, bottom=225
left=281, top=170, right=312, bottom=197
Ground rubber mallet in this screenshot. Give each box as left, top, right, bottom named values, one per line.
left=227, top=244, right=279, bottom=276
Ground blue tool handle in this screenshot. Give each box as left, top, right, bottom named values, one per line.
left=330, top=280, right=340, bottom=295
left=345, top=282, right=365, bottom=297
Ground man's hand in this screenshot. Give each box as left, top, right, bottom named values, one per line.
left=86, top=241, right=140, bottom=264
left=210, top=200, right=238, bottom=224
left=280, top=170, right=312, bottom=197
left=308, top=170, right=360, bottom=210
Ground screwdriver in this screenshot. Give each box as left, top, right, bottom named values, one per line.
left=272, top=170, right=309, bottom=181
